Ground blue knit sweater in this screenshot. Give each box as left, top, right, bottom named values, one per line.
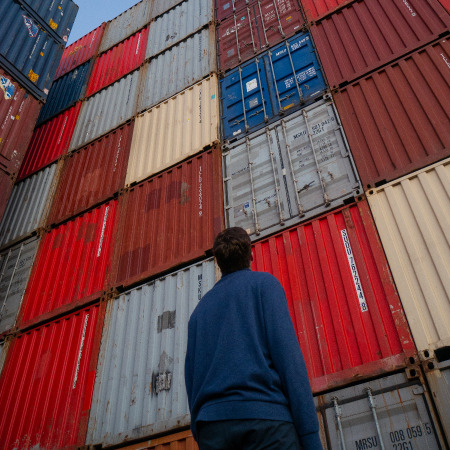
left=184, top=269, right=322, bottom=448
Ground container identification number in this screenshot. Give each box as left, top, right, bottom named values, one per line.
left=389, top=424, right=433, bottom=449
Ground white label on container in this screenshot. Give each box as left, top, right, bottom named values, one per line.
left=198, top=166, right=203, bottom=217
left=246, top=78, right=258, bottom=92
left=249, top=97, right=259, bottom=108
left=73, top=314, right=89, bottom=389
left=97, top=206, right=110, bottom=257
left=341, top=229, right=368, bottom=312
left=402, top=0, right=417, bottom=16
left=233, top=129, right=242, bottom=136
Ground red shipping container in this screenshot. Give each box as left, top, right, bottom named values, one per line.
left=47, top=122, right=134, bottom=226
left=251, top=199, right=417, bottom=393
left=109, top=148, right=224, bottom=289
left=311, top=0, right=450, bottom=88
left=216, top=0, right=248, bottom=22
left=0, top=169, right=13, bottom=223
left=86, top=27, right=149, bottom=97
left=18, top=200, right=117, bottom=328
left=55, top=24, right=106, bottom=79
left=17, top=102, right=81, bottom=181
left=0, top=69, right=42, bottom=175
left=437, top=0, right=450, bottom=12
left=0, top=303, right=104, bottom=450
left=217, top=0, right=304, bottom=72
left=334, top=38, right=450, bottom=189
left=300, top=0, right=354, bottom=22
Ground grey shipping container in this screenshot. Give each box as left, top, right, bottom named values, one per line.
left=99, top=0, right=152, bottom=53
left=0, top=163, right=59, bottom=249
left=222, top=97, right=362, bottom=241
left=87, top=258, right=217, bottom=447
left=315, top=371, right=446, bottom=449
left=0, top=236, right=40, bottom=336
left=69, top=68, right=140, bottom=151
left=0, top=1, right=63, bottom=101
left=137, top=25, right=216, bottom=113
left=150, top=0, right=185, bottom=20
left=145, top=0, right=213, bottom=59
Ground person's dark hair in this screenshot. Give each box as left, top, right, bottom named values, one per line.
left=213, top=227, right=252, bottom=275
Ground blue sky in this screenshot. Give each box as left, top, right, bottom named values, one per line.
left=67, top=0, right=141, bottom=45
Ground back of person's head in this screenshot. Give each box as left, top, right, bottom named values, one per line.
left=213, top=227, right=252, bottom=275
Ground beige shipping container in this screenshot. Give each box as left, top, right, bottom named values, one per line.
left=366, top=158, right=450, bottom=359
left=126, top=74, right=219, bottom=186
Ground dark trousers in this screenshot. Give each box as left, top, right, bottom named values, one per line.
left=197, top=419, right=302, bottom=450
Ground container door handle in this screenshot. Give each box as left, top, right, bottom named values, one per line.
left=332, top=397, right=347, bottom=450
left=366, top=389, right=386, bottom=450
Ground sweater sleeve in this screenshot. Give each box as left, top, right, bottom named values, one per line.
left=262, top=276, right=322, bottom=449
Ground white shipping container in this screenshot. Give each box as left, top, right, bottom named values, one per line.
left=86, top=258, right=217, bottom=447
left=223, top=98, right=361, bottom=240
left=137, top=25, right=216, bottom=113
left=69, top=69, right=140, bottom=151
left=367, top=158, right=450, bottom=357
left=126, top=74, right=219, bottom=186
left=0, top=163, right=59, bottom=248
left=146, top=0, right=213, bottom=59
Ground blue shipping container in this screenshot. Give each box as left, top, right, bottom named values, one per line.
left=220, top=32, right=326, bottom=141
left=17, top=0, right=78, bottom=44
left=37, top=60, right=93, bottom=125
left=0, top=1, right=63, bottom=101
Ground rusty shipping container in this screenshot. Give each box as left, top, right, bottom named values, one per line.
left=0, top=169, right=13, bottom=223
left=86, top=258, right=216, bottom=447
left=86, top=26, right=149, bottom=97
left=300, top=0, right=355, bottom=22
left=0, top=303, right=104, bottom=450
left=366, top=158, right=450, bottom=358
left=311, top=0, right=450, bottom=89
left=110, top=149, right=223, bottom=289
left=217, top=0, right=305, bottom=72
left=333, top=38, right=450, bottom=189
left=251, top=200, right=417, bottom=393
left=126, top=75, right=219, bottom=186
left=55, top=24, right=106, bottom=79
left=215, top=0, right=249, bottom=22
left=117, top=430, right=198, bottom=450
left=47, top=122, right=134, bottom=226
left=17, top=102, right=81, bottom=181
left=0, top=69, right=42, bottom=175
left=17, top=200, right=117, bottom=329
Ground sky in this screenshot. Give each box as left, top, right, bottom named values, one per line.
left=67, top=0, right=141, bottom=45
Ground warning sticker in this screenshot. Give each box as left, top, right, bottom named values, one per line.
left=246, top=78, right=258, bottom=92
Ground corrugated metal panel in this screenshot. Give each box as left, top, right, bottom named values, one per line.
left=438, top=0, right=450, bottom=12
left=0, top=69, right=42, bottom=175
left=300, top=0, right=353, bottom=22
left=18, top=200, right=117, bottom=328
left=150, top=0, right=186, bottom=20
left=137, top=26, right=216, bottom=113
left=311, top=0, right=450, bottom=89
left=69, top=69, right=140, bottom=151
left=118, top=430, right=198, bottom=450
left=126, top=75, right=219, bottom=186
left=366, top=158, right=450, bottom=356
left=48, top=122, right=134, bottom=226
left=146, top=0, right=213, bottom=59
left=17, top=0, right=78, bottom=44
left=217, top=0, right=305, bottom=72
left=0, top=303, right=103, bottom=450
left=110, top=149, right=223, bottom=289
left=37, top=60, right=93, bottom=124
left=334, top=38, right=450, bottom=189
left=0, top=170, right=13, bottom=223
left=221, top=32, right=327, bottom=140
left=0, top=340, right=7, bottom=375
left=216, top=0, right=249, bottom=22
left=0, top=1, right=64, bottom=101
left=86, top=27, right=149, bottom=97
left=17, top=102, right=81, bottom=180
left=223, top=98, right=361, bottom=241
left=0, top=237, right=40, bottom=336
left=99, top=0, right=152, bottom=53
left=251, top=200, right=417, bottom=393
left=315, top=372, right=445, bottom=449
left=0, top=162, right=59, bottom=248
left=87, top=258, right=216, bottom=447
left=55, top=24, right=106, bottom=79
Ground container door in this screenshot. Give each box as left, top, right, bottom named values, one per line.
left=278, top=100, right=360, bottom=220
left=220, top=58, right=273, bottom=140
left=223, top=127, right=289, bottom=237
left=316, top=372, right=444, bottom=450
left=264, top=32, right=326, bottom=115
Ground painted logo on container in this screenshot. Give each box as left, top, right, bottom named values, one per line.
left=0, top=76, right=15, bottom=100
left=22, top=15, right=39, bottom=37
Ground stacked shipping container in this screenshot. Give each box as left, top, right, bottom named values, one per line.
left=0, top=0, right=448, bottom=448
